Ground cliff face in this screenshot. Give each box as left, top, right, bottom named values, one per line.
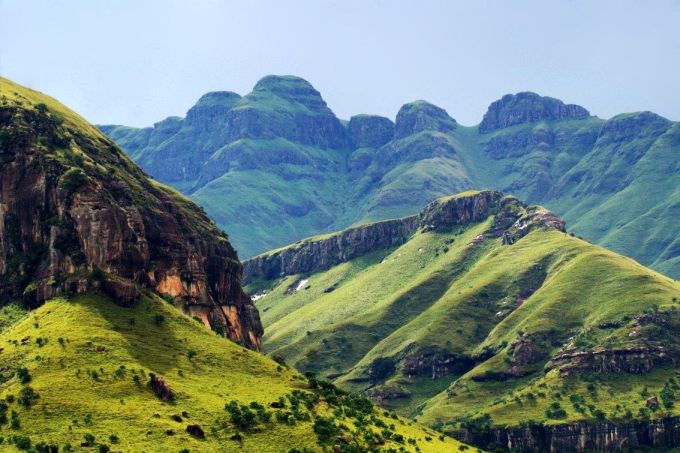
left=243, top=216, right=420, bottom=282
left=243, top=190, right=564, bottom=283
left=479, top=91, right=590, bottom=133
left=453, top=417, right=680, bottom=453
left=0, top=77, right=262, bottom=349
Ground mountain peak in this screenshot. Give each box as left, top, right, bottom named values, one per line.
left=185, top=91, right=241, bottom=126
left=479, top=91, right=590, bottom=133
left=251, top=75, right=329, bottom=111
left=394, top=100, right=457, bottom=138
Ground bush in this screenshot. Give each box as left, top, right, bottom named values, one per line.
left=225, top=401, right=257, bottom=431
left=16, top=367, right=31, bottom=384
left=59, top=168, right=87, bottom=193
left=83, top=433, right=95, bottom=446
left=313, top=416, right=340, bottom=444
left=18, top=386, right=39, bottom=408
left=10, top=410, right=20, bottom=429
left=545, top=402, right=567, bottom=419
left=13, top=435, right=32, bottom=450
left=34, top=442, right=59, bottom=453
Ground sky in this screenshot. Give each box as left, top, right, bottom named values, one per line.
left=1, top=0, right=680, bottom=127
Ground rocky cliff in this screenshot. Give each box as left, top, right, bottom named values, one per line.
left=0, top=77, right=262, bottom=349
left=243, top=190, right=565, bottom=283
left=452, top=417, right=680, bottom=453
left=479, top=91, right=590, bottom=133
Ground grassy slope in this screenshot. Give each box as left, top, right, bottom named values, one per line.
left=249, top=211, right=680, bottom=428
left=0, top=294, right=465, bottom=452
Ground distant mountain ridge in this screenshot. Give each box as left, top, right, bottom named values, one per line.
left=100, top=75, right=680, bottom=278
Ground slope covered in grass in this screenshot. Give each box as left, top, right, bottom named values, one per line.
left=0, top=294, right=465, bottom=452
left=247, top=192, right=680, bottom=435
left=101, top=80, right=680, bottom=279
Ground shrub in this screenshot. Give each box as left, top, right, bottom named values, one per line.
left=10, top=410, right=20, bottom=429
left=59, top=168, right=87, bottom=193
left=16, top=367, right=31, bottom=384
left=225, top=401, right=257, bottom=431
left=313, top=416, right=340, bottom=444
left=83, top=434, right=95, bottom=446
left=98, top=444, right=110, bottom=453
left=13, top=435, right=31, bottom=450
left=545, top=402, right=567, bottom=419
left=18, top=386, right=39, bottom=408
left=34, top=442, right=59, bottom=453
left=154, top=314, right=165, bottom=326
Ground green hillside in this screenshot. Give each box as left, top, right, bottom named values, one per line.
left=0, top=294, right=466, bottom=452
left=245, top=191, right=680, bottom=440
left=100, top=80, right=680, bottom=279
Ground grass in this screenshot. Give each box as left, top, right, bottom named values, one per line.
left=101, top=81, right=680, bottom=280
left=251, top=201, right=680, bottom=429
left=0, top=294, right=466, bottom=452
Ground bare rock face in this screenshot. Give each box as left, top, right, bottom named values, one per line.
left=550, top=347, right=676, bottom=376
left=453, top=416, right=680, bottom=453
left=243, top=190, right=565, bottom=283
left=0, top=81, right=262, bottom=350
left=479, top=92, right=590, bottom=133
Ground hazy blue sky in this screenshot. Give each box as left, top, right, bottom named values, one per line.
left=2, top=0, right=679, bottom=127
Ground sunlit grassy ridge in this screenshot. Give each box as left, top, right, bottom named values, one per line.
left=249, top=205, right=680, bottom=430
left=0, top=295, right=466, bottom=452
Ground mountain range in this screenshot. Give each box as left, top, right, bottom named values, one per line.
left=100, top=75, right=680, bottom=280
left=0, top=77, right=462, bottom=452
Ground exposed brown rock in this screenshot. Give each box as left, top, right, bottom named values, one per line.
left=551, top=347, right=676, bottom=376
left=0, top=92, right=262, bottom=349
left=149, top=373, right=174, bottom=401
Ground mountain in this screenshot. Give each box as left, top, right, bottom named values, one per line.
left=0, top=77, right=464, bottom=452
left=244, top=190, right=680, bottom=452
left=99, top=77, right=680, bottom=280
left=0, top=77, right=261, bottom=349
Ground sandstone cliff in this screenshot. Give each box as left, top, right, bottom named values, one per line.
left=0, top=77, right=262, bottom=349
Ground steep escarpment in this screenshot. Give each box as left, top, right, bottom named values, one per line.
left=244, top=190, right=562, bottom=283
left=454, top=416, right=680, bottom=452
left=0, top=77, right=262, bottom=349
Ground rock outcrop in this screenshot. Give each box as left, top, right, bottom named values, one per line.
left=243, top=190, right=565, bottom=283
left=243, top=216, right=420, bottom=281
left=452, top=417, right=680, bottom=453
left=550, top=347, right=677, bottom=376
left=0, top=78, right=262, bottom=350
left=479, top=92, right=590, bottom=133
left=347, top=114, right=395, bottom=149
left=394, top=100, right=457, bottom=139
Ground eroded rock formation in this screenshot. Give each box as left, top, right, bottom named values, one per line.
left=243, top=190, right=565, bottom=283
left=0, top=81, right=262, bottom=349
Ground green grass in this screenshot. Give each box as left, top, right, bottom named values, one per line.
left=252, top=204, right=680, bottom=428
left=0, top=294, right=466, bottom=452
left=101, top=81, right=680, bottom=279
